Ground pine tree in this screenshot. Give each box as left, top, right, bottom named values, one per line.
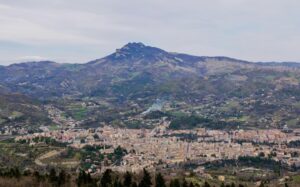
left=138, top=169, right=152, bottom=187
left=49, top=168, right=57, bottom=184
left=101, top=169, right=113, bottom=187
left=132, top=182, right=138, bottom=187
left=155, top=173, right=166, bottom=187
left=182, top=179, right=188, bottom=187
left=34, top=171, right=41, bottom=182
left=124, top=171, right=132, bottom=187
left=76, top=170, right=85, bottom=187
left=86, top=172, right=93, bottom=184
left=13, top=167, right=21, bottom=178
left=169, top=180, right=174, bottom=187
left=58, top=169, right=66, bottom=186
left=76, top=170, right=93, bottom=187
left=114, top=180, right=119, bottom=187
left=114, top=179, right=123, bottom=187
left=169, top=179, right=180, bottom=187
left=203, top=181, right=211, bottom=187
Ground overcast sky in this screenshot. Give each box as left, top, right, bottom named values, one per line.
left=0, top=0, right=300, bottom=65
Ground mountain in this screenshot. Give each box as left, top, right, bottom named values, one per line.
left=1, top=42, right=298, bottom=99
left=0, top=42, right=300, bottom=130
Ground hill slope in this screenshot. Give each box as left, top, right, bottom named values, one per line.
left=0, top=92, right=51, bottom=134
left=0, top=42, right=299, bottom=129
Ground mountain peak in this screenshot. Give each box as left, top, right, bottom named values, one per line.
left=121, top=42, right=146, bottom=50
left=103, top=42, right=167, bottom=61
left=117, top=42, right=157, bottom=54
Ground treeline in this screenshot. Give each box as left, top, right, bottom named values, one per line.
left=288, top=140, right=300, bottom=148
left=0, top=167, right=250, bottom=187
left=17, top=136, right=68, bottom=147
left=205, top=156, right=283, bottom=175
left=77, top=168, right=246, bottom=187
left=0, top=167, right=71, bottom=187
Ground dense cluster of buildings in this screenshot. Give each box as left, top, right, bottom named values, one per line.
left=15, top=126, right=300, bottom=173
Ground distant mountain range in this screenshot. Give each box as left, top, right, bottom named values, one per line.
left=0, top=42, right=299, bottom=99
left=0, top=42, right=300, bottom=130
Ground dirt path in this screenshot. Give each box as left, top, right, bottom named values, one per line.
left=35, top=149, right=63, bottom=166
left=34, top=149, right=80, bottom=167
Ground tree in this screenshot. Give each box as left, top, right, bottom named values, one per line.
left=124, top=171, right=132, bottom=187
left=114, top=178, right=123, bottom=187
left=76, top=170, right=93, bottom=187
left=258, top=152, right=265, bottom=157
left=114, top=180, right=119, bottom=187
left=169, top=179, right=180, bottom=187
left=189, top=182, right=195, bottom=187
left=138, top=169, right=152, bottom=187
left=155, top=173, right=166, bottom=187
left=113, top=146, right=127, bottom=165
left=101, top=169, right=113, bottom=187
left=203, top=181, right=211, bottom=187
left=230, top=183, right=236, bottom=187
left=34, top=171, right=42, bottom=182
left=182, top=179, right=188, bottom=187
left=93, top=133, right=100, bottom=139
left=58, top=170, right=66, bottom=186
left=49, top=168, right=57, bottom=184
left=12, top=167, right=21, bottom=178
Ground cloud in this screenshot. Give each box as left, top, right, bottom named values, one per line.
left=17, top=55, right=49, bottom=62
left=0, top=0, right=300, bottom=65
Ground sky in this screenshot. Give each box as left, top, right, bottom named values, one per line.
left=0, top=0, right=300, bottom=65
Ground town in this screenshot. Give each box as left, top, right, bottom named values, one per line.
left=15, top=124, right=300, bottom=175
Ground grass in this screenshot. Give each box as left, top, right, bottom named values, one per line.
left=220, top=100, right=240, bottom=112
left=185, top=177, right=203, bottom=186
left=292, top=175, right=300, bottom=183
left=237, top=115, right=250, bottom=122
left=48, top=124, right=60, bottom=131
left=227, top=116, right=250, bottom=122
left=226, top=100, right=240, bottom=108
left=0, top=118, right=6, bottom=124
left=287, top=118, right=300, bottom=128
left=60, top=112, right=68, bottom=118
left=10, top=111, right=23, bottom=119
left=265, top=75, right=276, bottom=81
left=66, top=104, right=88, bottom=120
left=72, top=107, right=87, bottom=120
left=292, top=102, right=300, bottom=109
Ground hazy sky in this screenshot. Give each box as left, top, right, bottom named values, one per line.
left=0, top=0, right=300, bottom=65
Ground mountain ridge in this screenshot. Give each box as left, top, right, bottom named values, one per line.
left=1, top=42, right=299, bottom=67
left=0, top=42, right=299, bottom=100
left=0, top=42, right=300, bottom=130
